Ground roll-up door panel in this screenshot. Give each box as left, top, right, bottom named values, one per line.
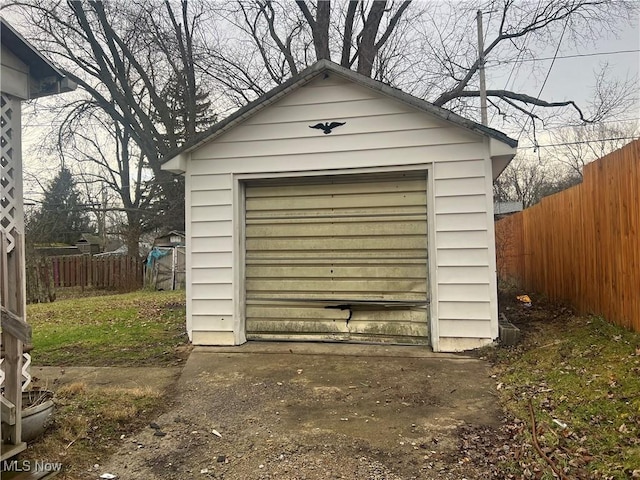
left=245, top=173, right=429, bottom=344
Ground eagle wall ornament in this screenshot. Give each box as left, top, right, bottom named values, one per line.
left=309, top=121, right=346, bottom=134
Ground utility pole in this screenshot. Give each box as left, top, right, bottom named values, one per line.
left=477, top=9, right=488, bottom=126
left=100, top=183, right=107, bottom=252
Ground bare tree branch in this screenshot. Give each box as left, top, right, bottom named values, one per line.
left=263, top=1, right=299, bottom=75
left=340, top=0, right=358, bottom=66
left=295, top=0, right=330, bottom=60
left=455, top=89, right=592, bottom=122
left=374, top=0, right=411, bottom=50
left=433, top=0, right=621, bottom=108
left=356, top=1, right=386, bottom=76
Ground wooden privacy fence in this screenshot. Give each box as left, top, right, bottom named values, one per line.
left=495, top=139, right=640, bottom=332
left=28, top=255, right=144, bottom=296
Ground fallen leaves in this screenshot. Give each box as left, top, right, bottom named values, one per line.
left=492, top=303, right=640, bottom=479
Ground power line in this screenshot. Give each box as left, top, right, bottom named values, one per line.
left=489, top=0, right=542, bottom=125
left=518, top=135, right=639, bottom=149
left=488, top=49, right=640, bottom=66
left=578, top=118, right=640, bottom=125
left=517, top=19, right=569, bottom=142
left=524, top=117, right=640, bottom=132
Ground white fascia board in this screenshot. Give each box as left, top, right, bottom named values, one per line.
left=490, top=138, right=517, bottom=180
left=162, top=152, right=187, bottom=174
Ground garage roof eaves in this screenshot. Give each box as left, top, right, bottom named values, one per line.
left=1, top=17, right=76, bottom=97
left=161, top=60, right=517, bottom=165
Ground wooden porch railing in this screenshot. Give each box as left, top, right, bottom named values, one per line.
left=1, top=231, right=31, bottom=460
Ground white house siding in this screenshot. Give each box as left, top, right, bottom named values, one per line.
left=433, top=157, right=497, bottom=351
left=181, top=73, right=498, bottom=351
left=0, top=45, right=29, bottom=99
left=187, top=172, right=235, bottom=343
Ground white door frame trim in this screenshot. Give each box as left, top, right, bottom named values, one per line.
left=233, top=164, right=437, bottom=348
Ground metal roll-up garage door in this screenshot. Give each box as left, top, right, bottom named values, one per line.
left=245, top=172, right=429, bottom=344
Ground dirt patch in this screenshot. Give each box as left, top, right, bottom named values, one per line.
left=497, top=287, right=575, bottom=336
left=31, top=366, right=182, bottom=392
left=94, top=348, right=506, bottom=480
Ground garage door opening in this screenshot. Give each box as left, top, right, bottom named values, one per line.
left=244, top=172, right=430, bottom=345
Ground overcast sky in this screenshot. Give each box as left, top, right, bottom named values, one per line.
left=9, top=1, right=640, bottom=199
left=486, top=11, right=639, bottom=148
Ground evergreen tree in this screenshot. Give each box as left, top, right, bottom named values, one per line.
left=27, top=167, right=92, bottom=245
left=154, top=69, right=217, bottom=151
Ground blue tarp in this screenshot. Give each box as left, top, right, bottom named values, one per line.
left=146, top=247, right=171, bottom=265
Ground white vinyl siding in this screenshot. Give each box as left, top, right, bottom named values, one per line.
left=178, top=73, right=500, bottom=350
left=435, top=195, right=487, bottom=214
left=0, top=45, right=29, bottom=99
left=187, top=173, right=235, bottom=342
left=192, top=76, right=478, bottom=162
left=437, top=248, right=489, bottom=266
left=433, top=158, right=493, bottom=342
left=188, top=144, right=487, bottom=176
left=438, top=319, right=492, bottom=338
left=438, top=284, right=491, bottom=302
left=191, top=205, right=232, bottom=222
left=195, top=128, right=477, bottom=160
left=436, top=212, right=488, bottom=231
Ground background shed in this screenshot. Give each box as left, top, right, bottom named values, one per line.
left=75, top=233, right=102, bottom=255
left=163, top=60, right=517, bottom=352
left=145, top=231, right=186, bottom=291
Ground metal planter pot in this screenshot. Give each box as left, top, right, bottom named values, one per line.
left=21, top=389, right=54, bottom=442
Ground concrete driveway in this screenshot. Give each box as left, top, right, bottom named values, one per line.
left=95, top=343, right=504, bottom=479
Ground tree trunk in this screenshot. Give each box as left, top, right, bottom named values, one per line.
left=296, top=0, right=331, bottom=61
left=357, top=1, right=387, bottom=77
left=341, top=1, right=359, bottom=67
left=123, top=219, right=142, bottom=259
left=314, top=1, right=331, bottom=60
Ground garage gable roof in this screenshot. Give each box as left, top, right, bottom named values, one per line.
left=162, top=59, right=517, bottom=164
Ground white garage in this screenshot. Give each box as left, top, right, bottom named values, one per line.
left=163, top=59, right=517, bottom=352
